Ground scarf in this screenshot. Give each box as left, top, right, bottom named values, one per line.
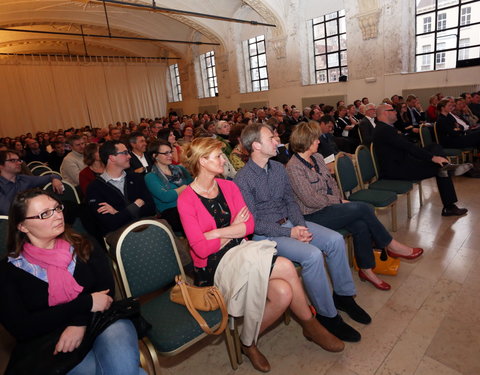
left=23, top=239, right=84, bottom=306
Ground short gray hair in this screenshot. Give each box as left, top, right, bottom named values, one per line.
left=240, top=123, right=272, bottom=153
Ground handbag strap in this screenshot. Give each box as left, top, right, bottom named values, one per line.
left=175, top=276, right=228, bottom=335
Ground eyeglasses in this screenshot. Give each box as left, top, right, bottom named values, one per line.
left=114, top=150, right=129, bottom=156
left=5, top=158, right=23, bottom=163
left=157, top=151, right=173, bottom=156
left=25, top=204, right=64, bottom=220
left=385, top=109, right=397, bottom=112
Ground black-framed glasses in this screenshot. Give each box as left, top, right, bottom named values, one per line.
left=5, top=158, right=23, bottom=163
left=25, top=204, right=64, bottom=220
left=114, top=150, right=129, bottom=156
left=157, top=151, right=173, bottom=156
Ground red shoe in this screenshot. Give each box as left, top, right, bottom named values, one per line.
left=387, top=247, right=424, bottom=260
left=358, top=270, right=391, bottom=291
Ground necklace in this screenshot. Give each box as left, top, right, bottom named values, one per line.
left=194, top=178, right=217, bottom=194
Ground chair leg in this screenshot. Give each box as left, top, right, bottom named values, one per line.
left=284, top=309, right=291, bottom=325
left=142, top=338, right=161, bottom=375
left=224, top=320, right=238, bottom=370
left=407, top=191, right=412, bottom=219
left=232, top=318, right=243, bottom=365
left=391, top=203, right=397, bottom=232
left=139, top=339, right=156, bottom=375
left=417, top=181, right=423, bottom=207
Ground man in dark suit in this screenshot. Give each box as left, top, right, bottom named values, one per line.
left=317, top=115, right=340, bottom=158
left=358, top=103, right=377, bottom=147
left=373, top=104, right=470, bottom=217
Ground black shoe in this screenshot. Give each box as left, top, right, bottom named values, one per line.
left=441, top=205, right=468, bottom=217
left=316, top=314, right=361, bottom=342
left=333, top=293, right=372, bottom=324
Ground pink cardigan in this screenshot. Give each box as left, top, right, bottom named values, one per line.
left=177, top=179, right=255, bottom=267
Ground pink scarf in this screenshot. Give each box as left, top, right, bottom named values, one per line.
left=23, top=239, right=84, bottom=306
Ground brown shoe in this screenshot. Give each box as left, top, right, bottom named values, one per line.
left=299, top=315, right=345, bottom=352
left=241, top=343, right=271, bottom=372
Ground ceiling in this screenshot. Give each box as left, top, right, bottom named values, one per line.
left=0, top=0, right=271, bottom=60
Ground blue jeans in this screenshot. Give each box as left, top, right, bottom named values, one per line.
left=253, top=220, right=356, bottom=317
left=68, top=319, right=146, bottom=375
left=304, top=202, right=393, bottom=269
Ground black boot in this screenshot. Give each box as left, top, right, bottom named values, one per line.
left=316, top=314, right=361, bottom=342
left=333, top=293, right=371, bottom=324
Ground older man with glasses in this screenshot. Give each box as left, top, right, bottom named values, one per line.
left=0, top=150, right=64, bottom=214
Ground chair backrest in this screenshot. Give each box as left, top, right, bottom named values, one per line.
left=334, top=152, right=359, bottom=196
left=40, top=170, right=62, bottom=178
left=419, top=124, right=434, bottom=148
left=31, top=165, right=52, bottom=176
left=43, top=180, right=81, bottom=205
left=27, top=161, right=45, bottom=169
left=433, top=122, right=440, bottom=143
left=357, top=126, right=363, bottom=144
left=0, top=216, right=9, bottom=259
left=370, top=143, right=381, bottom=178
left=355, top=145, right=377, bottom=188
left=115, top=220, right=185, bottom=299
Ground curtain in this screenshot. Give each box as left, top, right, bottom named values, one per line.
left=0, top=60, right=167, bottom=137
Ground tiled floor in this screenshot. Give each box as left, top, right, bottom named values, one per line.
left=1, top=176, right=479, bottom=375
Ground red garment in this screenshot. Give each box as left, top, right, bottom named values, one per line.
left=177, top=179, right=254, bottom=267
left=79, top=167, right=96, bottom=196
left=426, top=105, right=437, bottom=122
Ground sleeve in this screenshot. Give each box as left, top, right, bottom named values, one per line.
left=286, top=161, right=336, bottom=211
left=177, top=189, right=222, bottom=261
left=282, top=172, right=306, bottom=227
left=145, top=172, right=179, bottom=205
left=234, top=170, right=292, bottom=238
left=382, top=125, right=433, bottom=161
left=226, top=181, right=255, bottom=236
left=0, top=261, right=93, bottom=340
left=60, top=156, right=80, bottom=186
left=179, top=166, right=193, bottom=185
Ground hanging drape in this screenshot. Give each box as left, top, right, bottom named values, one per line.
left=0, top=60, right=167, bottom=137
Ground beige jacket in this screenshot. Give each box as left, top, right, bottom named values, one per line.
left=214, top=240, right=277, bottom=345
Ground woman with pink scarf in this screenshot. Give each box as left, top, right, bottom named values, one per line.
left=0, top=189, right=145, bottom=375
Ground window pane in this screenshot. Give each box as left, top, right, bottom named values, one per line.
left=341, top=66, right=348, bottom=77
left=209, top=88, right=216, bottom=97
left=417, top=0, right=435, bottom=14
left=416, top=34, right=435, bottom=54
left=327, top=53, right=339, bottom=67
left=460, top=24, right=480, bottom=46
left=325, top=12, right=337, bottom=21
left=252, top=81, right=260, bottom=92
left=436, top=50, right=457, bottom=69
left=438, top=0, right=459, bottom=9
left=249, top=43, right=257, bottom=55
left=462, top=2, right=480, bottom=23
left=339, top=34, right=347, bottom=50
left=416, top=53, right=433, bottom=71
left=313, top=23, right=325, bottom=38
left=250, top=56, right=258, bottom=68
left=326, top=36, right=339, bottom=52
left=340, top=51, right=348, bottom=66
left=326, top=20, right=338, bottom=36
left=437, top=30, right=458, bottom=50
left=339, top=17, right=346, bottom=34
left=259, top=67, right=268, bottom=79
left=315, top=55, right=326, bottom=69
left=257, top=41, right=266, bottom=54
left=260, top=79, right=269, bottom=90
left=257, top=35, right=265, bottom=41
left=417, top=12, right=435, bottom=33
left=252, top=69, right=259, bottom=80
left=316, top=70, right=327, bottom=83
left=258, top=53, right=267, bottom=67
left=328, top=68, right=340, bottom=82
left=313, top=16, right=324, bottom=23
left=314, top=39, right=326, bottom=54
left=339, top=9, right=345, bottom=16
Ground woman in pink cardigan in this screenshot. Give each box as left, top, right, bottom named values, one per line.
left=178, top=138, right=343, bottom=373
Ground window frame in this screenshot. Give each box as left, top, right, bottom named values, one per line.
left=415, top=0, right=480, bottom=72
left=247, top=35, right=269, bottom=92
left=311, top=10, right=347, bottom=84
left=199, top=50, right=219, bottom=98
left=168, top=63, right=182, bottom=102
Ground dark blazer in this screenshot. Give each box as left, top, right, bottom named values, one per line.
left=127, top=152, right=153, bottom=174
left=358, top=117, right=374, bottom=147
left=87, top=172, right=156, bottom=235
left=372, top=121, right=436, bottom=180
left=318, top=133, right=339, bottom=158
left=437, top=113, right=480, bottom=148
left=405, top=106, right=425, bottom=125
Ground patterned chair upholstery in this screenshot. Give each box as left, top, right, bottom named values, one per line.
left=115, top=219, right=237, bottom=374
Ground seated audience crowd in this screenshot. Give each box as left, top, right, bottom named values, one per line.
left=1, top=91, right=479, bottom=373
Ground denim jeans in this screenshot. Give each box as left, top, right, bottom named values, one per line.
left=68, top=319, right=146, bottom=375
left=253, top=220, right=356, bottom=317
left=304, top=201, right=393, bottom=269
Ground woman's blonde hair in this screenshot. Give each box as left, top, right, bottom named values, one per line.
left=289, top=121, right=322, bottom=153
left=182, top=137, right=224, bottom=177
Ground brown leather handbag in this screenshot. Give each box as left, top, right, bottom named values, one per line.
left=170, top=275, right=228, bottom=335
